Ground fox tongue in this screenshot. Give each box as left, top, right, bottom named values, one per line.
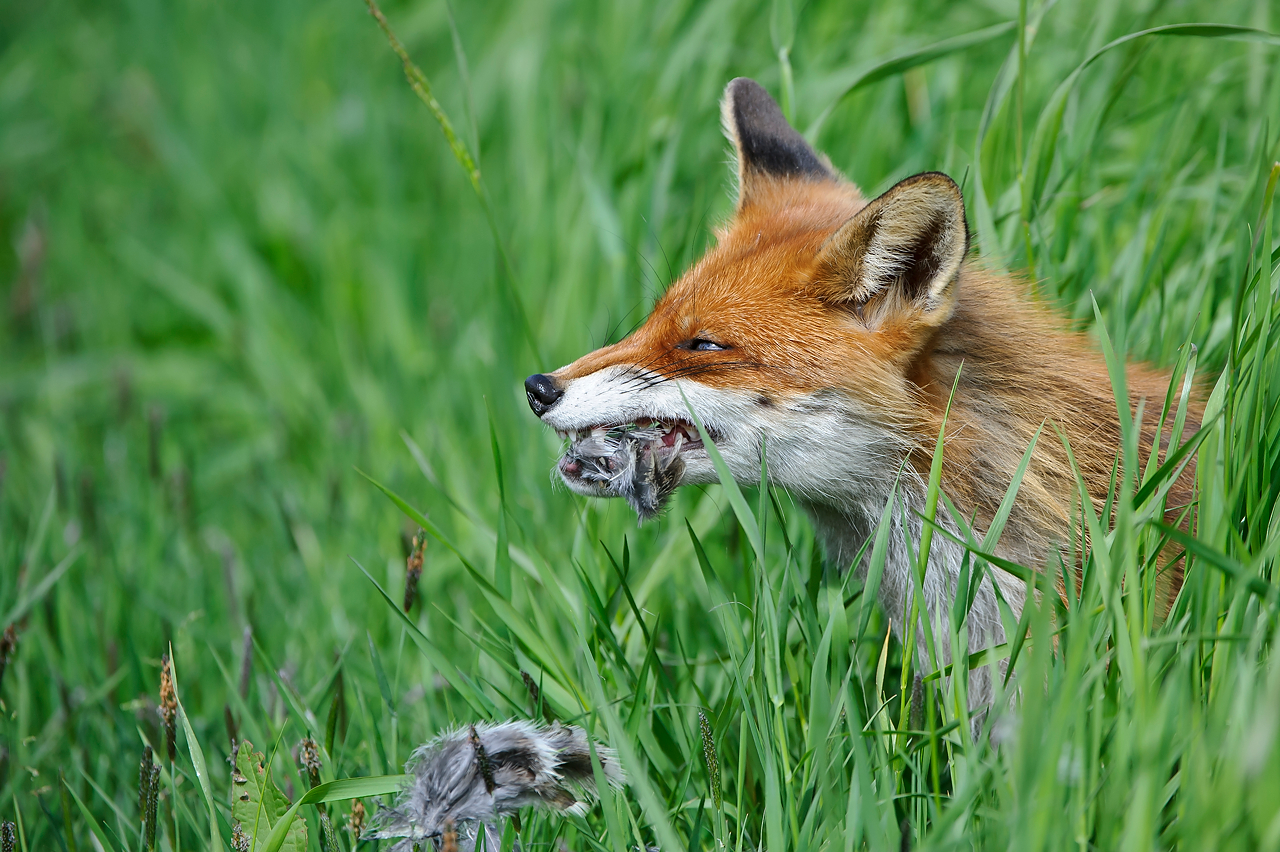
left=666, top=431, right=685, bottom=456
left=661, top=423, right=697, bottom=447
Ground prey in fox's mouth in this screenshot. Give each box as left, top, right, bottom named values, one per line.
left=554, top=418, right=710, bottom=520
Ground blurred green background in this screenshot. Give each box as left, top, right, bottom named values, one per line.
left=2, top=0, right=1279, bottom=848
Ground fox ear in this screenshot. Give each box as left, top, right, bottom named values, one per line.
left=721, top=78, right=831, bottom=205
left=811, top=172, right=968, bottom=324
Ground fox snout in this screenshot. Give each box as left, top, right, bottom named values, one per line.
left=524, top=373, right=563, bottom=416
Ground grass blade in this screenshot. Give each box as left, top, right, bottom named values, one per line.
left=679, top=386, right=763, bottom=563
left=1025, top=24, right=1280, bottom=217
left=166, top=649, right=222, bottom=852
left=260, top=776, right=409, bottom=852
left=61, top=777, right=119, bottom=852
left=351, top=557, right=496, bottom=718
left=806, top=22, right=1017, bottom=138
left=0, top=547, right=79, bottom=628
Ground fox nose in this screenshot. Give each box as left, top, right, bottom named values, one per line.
left=524, top=374, right=564, bottom=417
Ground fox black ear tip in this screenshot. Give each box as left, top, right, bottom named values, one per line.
left=722, top=78, right=765, bottom=121
left=722, top=77, right=829, bottom=183
left=725, top=77, right=764, bottom=98
left=724, top=77, right=779, bottom=117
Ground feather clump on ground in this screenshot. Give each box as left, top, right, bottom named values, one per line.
left=367, top=720, right=624, bottom=851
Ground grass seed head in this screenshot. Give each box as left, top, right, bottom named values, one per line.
left=298, top=736, right=322, bottom=789
left=319, top=811, right=339, bottom=852
left=224, top=704, right=237, bottom=757
left=520, top=670, right=549, bottom=720
left=144, top=762, right=160, bottom=850
left=158, top=654, right=177, bottom=762
left=468, top=724, right=496, bottom=794
left=404, top=527, right=425, bottom=613
left=138, top=745, right=154, bottom=825
left=349, top=799, right=366, bottom=840
left=698, top=710, right=720, bottom=809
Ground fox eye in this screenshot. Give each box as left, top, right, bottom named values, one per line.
left=682, top=338, right=729, bottom=352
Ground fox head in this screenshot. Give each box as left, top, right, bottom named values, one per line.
left=525, top=78, right=970, bottom=521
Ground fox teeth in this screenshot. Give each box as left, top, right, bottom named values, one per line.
left=558, top=421, right=684, bottom=442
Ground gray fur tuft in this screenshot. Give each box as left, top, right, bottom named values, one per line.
left=368, top=720, right=623, bottom=851
left=562, top=425, right=686, bottom=520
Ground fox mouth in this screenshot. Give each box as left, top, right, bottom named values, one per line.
left=556, top=418, right=712, bottom=520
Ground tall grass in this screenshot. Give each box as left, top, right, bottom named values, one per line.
left=0, top=0, right=1278, bottom=849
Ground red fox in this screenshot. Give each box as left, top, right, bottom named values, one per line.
left=525, top=78, right=1200, bottom=706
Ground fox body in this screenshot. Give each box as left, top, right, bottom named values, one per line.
left=525, top=79, right=1199, bottom=706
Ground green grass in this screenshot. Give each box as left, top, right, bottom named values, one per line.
left=2, top=0, right=1280, bottom=849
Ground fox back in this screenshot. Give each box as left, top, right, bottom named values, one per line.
left=524, top=78, right=1200, bottom=706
